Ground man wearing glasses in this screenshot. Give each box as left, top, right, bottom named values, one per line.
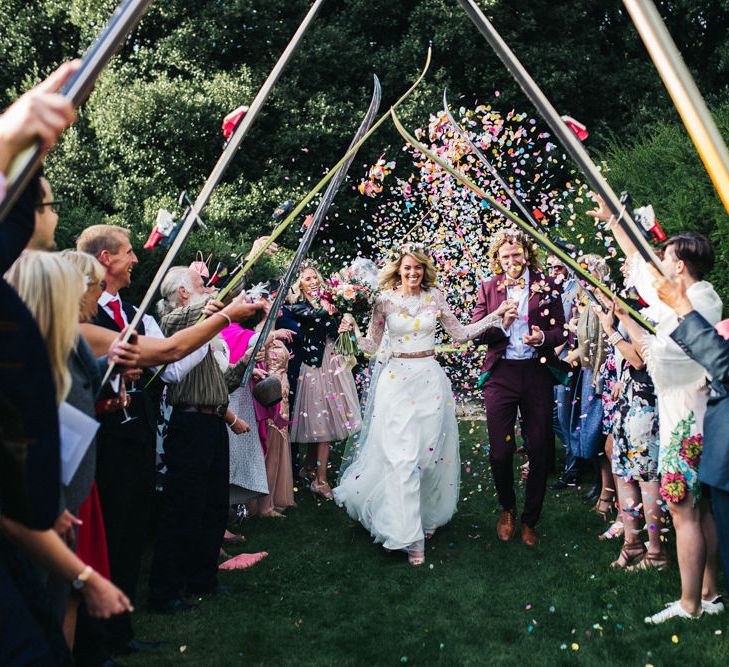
left=27, top=176, right=61, bottom=251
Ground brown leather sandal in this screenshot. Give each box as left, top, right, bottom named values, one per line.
left=610, top=541, right=646, bottom=569
left=595, top=493, right=615, bottom=518
left=626, top=552, right=671, bottom=571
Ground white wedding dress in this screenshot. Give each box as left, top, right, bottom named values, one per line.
left=333, top=288, right=502, bottom=551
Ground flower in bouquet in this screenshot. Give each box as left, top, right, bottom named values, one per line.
left=326, top=259, right=379, bottom=367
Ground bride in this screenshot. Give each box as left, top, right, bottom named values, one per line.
left=333, top=243, right=510, bottom=565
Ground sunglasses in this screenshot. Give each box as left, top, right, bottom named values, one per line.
left=36, top=199, right=64, bottom=214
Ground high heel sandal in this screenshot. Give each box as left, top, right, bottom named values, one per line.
left=310, top=480, right=334, bottom=500
left=626, top=552, right=671, bottom=572
left=610, top=541, right=647, bottom=569
left=595, top=493, right=615, bottom=518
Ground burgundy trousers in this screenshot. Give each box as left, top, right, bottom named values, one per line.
left=483, top=358, right=554, bottom=527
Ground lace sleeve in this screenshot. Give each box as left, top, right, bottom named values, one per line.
left=357, top=296, right=386, bottom=355
left=435, top=289, right=502, bottom=344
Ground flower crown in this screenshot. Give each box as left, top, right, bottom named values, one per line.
left=387, top=242, right=428, bottom=263
left=299, top=258, right=318, bottom=273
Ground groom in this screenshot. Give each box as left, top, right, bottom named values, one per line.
left=471, top=230, right=566, bottom=546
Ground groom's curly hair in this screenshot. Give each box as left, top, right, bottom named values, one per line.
left=486, top=228, right=542, bottom=275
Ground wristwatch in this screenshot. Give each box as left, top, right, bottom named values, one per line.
left=72, top=565, right=94, bottom=591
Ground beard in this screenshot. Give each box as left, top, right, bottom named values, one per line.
left=502, top=263, right=527, bottom=278
left=188, top=292, right=210, bottom=309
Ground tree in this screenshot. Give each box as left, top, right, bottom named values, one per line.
left=1, top=0, right=727, bottom=303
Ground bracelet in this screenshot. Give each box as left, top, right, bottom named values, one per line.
left=72, top=565, right=94, bottom=591
left=607, top=331, right=624, bottom=346
left=228, top=416, right=238, bottom=428
left=213, top=310, right=232, bottom=327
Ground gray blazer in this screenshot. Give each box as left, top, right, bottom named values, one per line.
left=63, top=338, right=104, bottom=513
left=671, top=311, right=729, bottom=493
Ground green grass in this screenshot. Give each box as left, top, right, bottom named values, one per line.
left=127, top=422, right=727, bottom=666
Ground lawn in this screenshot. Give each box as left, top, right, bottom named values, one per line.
left=127, top=421, right=727, bottom=666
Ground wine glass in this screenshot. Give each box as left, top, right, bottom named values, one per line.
left=118, top=380, right=137, bottom=424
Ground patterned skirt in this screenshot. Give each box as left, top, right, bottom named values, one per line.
left=611, top=365, right=660, bottom=482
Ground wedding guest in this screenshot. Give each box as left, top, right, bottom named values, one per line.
left=148, top=266, right=262, bottom=611
left=243, top=294, right=296, bottom=517
left=287, top=260, right=362, bottom=500
left=3, top=250, right=132, bottom=663
left=563, top=255, right=611, bottom=512
left=546, top=253, right=580, bottom=489
left=470, top=229, right=565, bottom=547
left=654, top=273, right=729, bottom=601
left=592, top=194, right=723, bottom=623
left=594, top=299, right=669, bottom=569
left=53, top=250, right=141, bottom=660
left=75, top=225, right=225, bottom=650
left=219, top=323, right=269, bottom=512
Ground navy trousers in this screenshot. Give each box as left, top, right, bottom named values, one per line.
left=149, top=411, right=229, bottom=602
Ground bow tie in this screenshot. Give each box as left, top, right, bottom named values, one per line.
left=503, top=277, right=526, bottom=289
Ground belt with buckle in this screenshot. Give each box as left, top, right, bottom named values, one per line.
left=392, top=350, right=435, bottom=359
left=179, top=404, right=227, bottom=417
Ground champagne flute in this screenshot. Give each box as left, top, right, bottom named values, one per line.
left=118, top=379, right=137, bottom=424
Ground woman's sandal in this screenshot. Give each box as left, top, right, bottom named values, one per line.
left=425, top=529, right=436, bottom=540
left=598, top=521, right=624, bottom=541
left=626, top=552, right=671, bottom=572
left=310, top=480, right=334, bottom=500
left=595, top=494, right=615, bottom=518
left=610, top=541, right=647, bottom=569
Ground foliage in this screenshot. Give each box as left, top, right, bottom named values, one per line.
left=1, top=0, right=728, bottom=304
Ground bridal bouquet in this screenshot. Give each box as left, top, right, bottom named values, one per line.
left=326, top=258, right=379, bottom=364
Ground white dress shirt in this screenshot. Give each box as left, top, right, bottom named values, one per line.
left=98, top=291, right=208, bottom=383
left=500, top=268, right=537, bottom=360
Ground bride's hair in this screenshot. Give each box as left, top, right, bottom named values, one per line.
left=287, top=259, right=327, bottom=304
left=379, top=243, right=437, bottom=291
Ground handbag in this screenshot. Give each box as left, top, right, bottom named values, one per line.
left=252, top=375, right=282, bottom=408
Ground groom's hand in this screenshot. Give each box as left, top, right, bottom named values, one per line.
left=522, top=325, right=545, bottom=347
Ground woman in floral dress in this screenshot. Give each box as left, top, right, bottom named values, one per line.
left=595, top=304, right=670, bottom=569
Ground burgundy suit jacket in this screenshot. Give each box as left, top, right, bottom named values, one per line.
left=471, top=271, right=566, bottom=376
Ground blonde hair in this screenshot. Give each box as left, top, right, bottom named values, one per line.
left=4, top=251, right=85, bottom=404
left=76, top=224, right=130, bottom=258
left=60, top=249, right=105, bottom=286
left=287, top=260, right=327, bottom=304
left=379, top=244, right=437, bottom=291
left=487, top=228, right=541, bottom=275
left=576, top=253, right=610, bottom=302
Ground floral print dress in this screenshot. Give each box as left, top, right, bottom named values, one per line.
left=610, top=360, right=660, bottom=483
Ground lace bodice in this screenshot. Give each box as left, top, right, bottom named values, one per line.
left=358, top=288, right=503, bottom=356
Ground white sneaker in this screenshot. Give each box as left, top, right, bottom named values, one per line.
left=702, top=596, right=725, bottom=615
left=645, top=600, right=703, bottom=624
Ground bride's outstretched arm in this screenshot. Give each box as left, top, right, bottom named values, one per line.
left=435, top=290, right=505, bottom=344
left=355, top=297, right=386, bottom=355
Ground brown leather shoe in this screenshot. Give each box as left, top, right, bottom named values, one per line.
left=521, top=524, right=539, bottom=547
left=496, top=509, right=516, bottom=541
